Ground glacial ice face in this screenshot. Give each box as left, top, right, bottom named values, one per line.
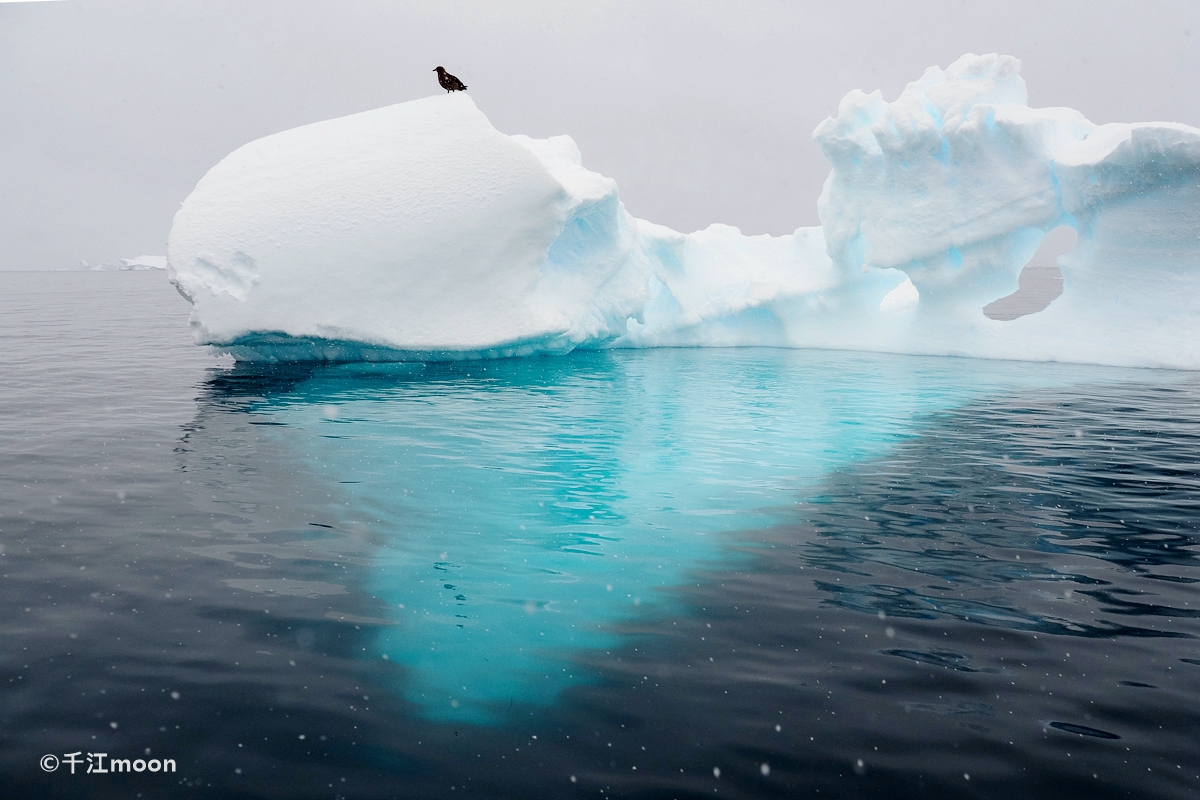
left=168, top=54, right=1200, bottom=369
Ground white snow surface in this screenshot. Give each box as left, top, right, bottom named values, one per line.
left=168, top=54, right=1200, bottom=369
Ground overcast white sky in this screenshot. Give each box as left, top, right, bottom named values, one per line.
left=2, top=0, right=1198, bottom=270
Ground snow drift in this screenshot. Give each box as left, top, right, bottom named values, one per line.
left=168, top=54, right=1200, bottom=369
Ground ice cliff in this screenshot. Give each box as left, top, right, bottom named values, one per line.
left=168, top=54, right=1200, bottom=369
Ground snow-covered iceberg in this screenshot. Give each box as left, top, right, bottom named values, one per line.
left=168, top=54, right=1200, bottom=369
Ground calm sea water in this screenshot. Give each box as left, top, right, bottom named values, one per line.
left=1, top=271, right=1198, bottom=799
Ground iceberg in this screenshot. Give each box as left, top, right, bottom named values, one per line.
left=168, top=54, right=1200, bottom=369
left=813, top=53, right=1200, bottom=368
left=83, top=255, right=168, bottom=271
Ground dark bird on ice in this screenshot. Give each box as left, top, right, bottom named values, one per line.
left=433, top=66, right=467, bottom=93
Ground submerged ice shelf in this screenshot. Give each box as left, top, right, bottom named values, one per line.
left=167, top=54, right=1200, bottom=369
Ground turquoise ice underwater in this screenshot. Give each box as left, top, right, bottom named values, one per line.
left=233, top=350, right=1168, bottom=723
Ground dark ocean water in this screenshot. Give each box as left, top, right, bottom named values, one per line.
left=1, top=270, right=1198, bottom=799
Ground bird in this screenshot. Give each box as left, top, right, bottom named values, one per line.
left=433, top=66, right=467, bottom=93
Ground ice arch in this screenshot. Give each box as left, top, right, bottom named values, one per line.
left=983, top=226, right=1075, bottom=321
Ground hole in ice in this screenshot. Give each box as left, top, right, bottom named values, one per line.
left=983, top=226, right=1076, bottom=321
left=879, top=277, right=919, bottom=313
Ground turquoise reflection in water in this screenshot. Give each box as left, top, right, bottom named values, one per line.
left=242, top=349, right=1148, bottom=723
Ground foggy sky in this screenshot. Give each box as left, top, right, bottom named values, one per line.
left=2, top=0, right=1198, bottom=271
